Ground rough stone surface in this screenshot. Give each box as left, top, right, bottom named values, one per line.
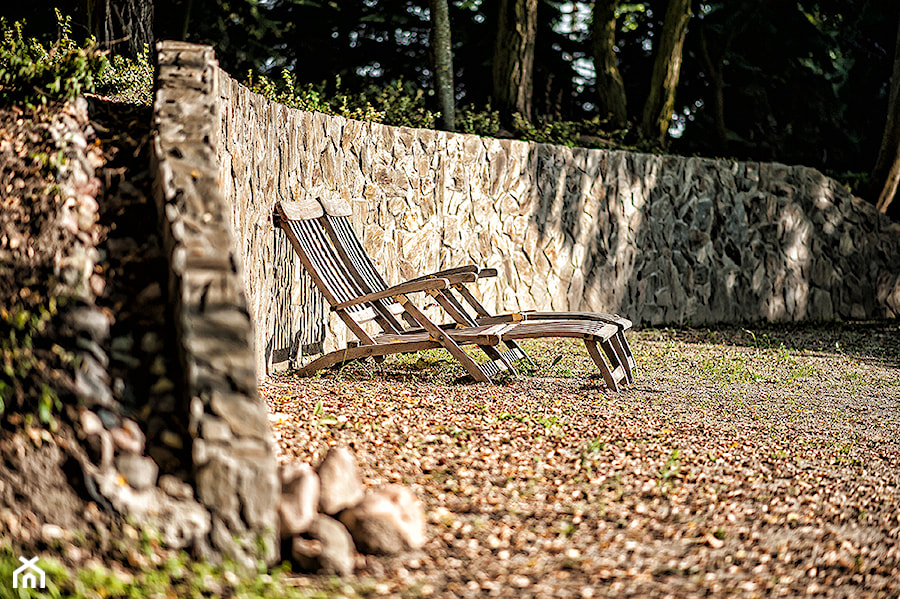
left=291, top=514, right=356, bottom=577
left=91, top=465, right=211, bottom=550
left=114, top=454, right=159, bottom=491
left=339, top=485, right=427, bottom=555
left=317, top=447, right=365, bottom=516
left=279, top=462, right=320, bottom=538
left=215, top=71, right=900, bottom=375
left=151, top=40, right=279, bottom=569
left=109, top=418, right=145, bottom=455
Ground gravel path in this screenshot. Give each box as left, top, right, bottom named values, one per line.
left=262, top=323, right=900, bottom=598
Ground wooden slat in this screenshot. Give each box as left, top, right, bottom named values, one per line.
left=322, top=214, right=410, bottom=332
left=327, top=216, right=391, bottom=292
left=500, top=321, right=619, bottom=342
left=514, top=311, right=633, bottom=329
left=320, top=196, right=353, bottom=217
left=332, top=278, right=450, bottom=311
left=500, top=348, right=527, bottom=363
left=405, top=265, right=479, bottom=283
left=277, top=218, right=377, bottom=346
left=279, top=199, right=323, bottom=220
left=290, top=220, right=362, bottom=309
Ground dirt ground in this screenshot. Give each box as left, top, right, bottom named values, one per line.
left=262, top=322, right=900, bottom=598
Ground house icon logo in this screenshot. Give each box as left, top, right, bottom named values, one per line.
left=13, top=556, right=46, bottom=589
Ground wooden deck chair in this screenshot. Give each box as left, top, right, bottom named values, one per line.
left=273, top=199, right=630, bottom=390
left=314, top=197, right=635, bottom=385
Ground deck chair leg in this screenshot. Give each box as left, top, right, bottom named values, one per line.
left=297, top=347, right=358, bottom=377
left=398, top=299, right=492, bottom=383
left=604, top=335, right=633, bottom=385
left=616, top=331, right=637, bottom=372
left=584, top=339, right=621, bottom=392
left=432, top=290, right=516, bottom=376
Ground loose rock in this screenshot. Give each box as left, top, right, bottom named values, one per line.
left=317, top=447, right=364, bottom=515
left=292, top=514, right=356, bottom=577
left=115, top=454, right=159, bottom=491
left=339, top=485, right=427, bottom=555
left=278, top=462, right=320, bottom=538
left=110, top=418, right=145, bottom=454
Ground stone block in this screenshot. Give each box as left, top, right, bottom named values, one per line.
left=292, top=515, right=356, bottom=577
left=208, top=390, right=271, bottom=441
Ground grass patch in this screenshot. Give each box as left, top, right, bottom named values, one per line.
left=0, top=544, right=352, bottom=599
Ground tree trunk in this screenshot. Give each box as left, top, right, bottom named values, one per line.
left=698, top=27, right=727, bottom=153
left=872, top=11, right=900, bottom=217
left=492, top=0, right=538, bottom=125
left=640, top=0, right=692, bottom=146
left=591, top=0, right=628, bottom=130
left=82, top=0, right=154, bottom=58
left=429, top=0, right=455, bottom=131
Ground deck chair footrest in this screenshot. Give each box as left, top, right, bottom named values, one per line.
left=501, top=348, right=528, bottom=364
left=479, top=357, right=511, bottom=379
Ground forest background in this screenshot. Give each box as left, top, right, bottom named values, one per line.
left=4, top=0, right=900, bottom=218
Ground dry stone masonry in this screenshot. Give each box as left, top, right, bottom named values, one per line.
left=213, top=56, right=900, bottom=376
left=151, top=41, right=279, bottom=568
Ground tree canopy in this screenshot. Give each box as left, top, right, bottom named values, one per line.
left=3, top=1, right=898, bottom=215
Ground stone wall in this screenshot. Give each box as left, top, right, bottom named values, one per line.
left=152, top=41, right=278, bottom=568
left=214, top=61, right=900, bottom=377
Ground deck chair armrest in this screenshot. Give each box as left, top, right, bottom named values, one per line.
left=332, top=278, right=451, bottom=310
left=440, top=272, right=479, bottom=285
left=407, top=266, right=498, bottom=284
left=405, top=265, right=479, bottom=283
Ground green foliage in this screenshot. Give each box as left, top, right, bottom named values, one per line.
left=246, top=70, right=385, bottom=122
left=658, top=448, right=682, bottom=487
left=0, top=10, right=106, bottom=108
left=96, top=46, right=154, bottom=105
left=0, top=298, right=68, bottom=427
left=365, top=80, right=437, bottom=129
left=246, top=71, right=443, bottom=129
left=509, top=113, right=642, bottom=151
left=456, top=103, right=501, bottom=137
left=0, top=545, right=327, bottom=599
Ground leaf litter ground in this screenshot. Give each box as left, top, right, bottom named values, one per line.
left=261, top=322, right=900, bottom=598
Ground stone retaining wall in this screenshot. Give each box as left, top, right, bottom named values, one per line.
left=152, top=41, right=278, bottom=568
left=213, top=53, right=900, bottom=377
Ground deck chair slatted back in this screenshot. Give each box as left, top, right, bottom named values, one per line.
left=325, top=215, right=390, bottom=293
left=279, top=206, right=393, bottom=339
left=322, top=214, right=411, bottom=331
left=287, top=219, right=365, bottom=311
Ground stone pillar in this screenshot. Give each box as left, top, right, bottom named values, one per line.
left=151, top=40, right=279, bottom=568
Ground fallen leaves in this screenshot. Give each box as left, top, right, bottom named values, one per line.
left=260, top=326, right=900, bottom=597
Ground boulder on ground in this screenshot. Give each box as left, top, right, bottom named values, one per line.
left=316, top=447, right=364, bottom=515
left=291, top=514, right=356, bottom=576
left=278, top=462, right=319, bottom=537
left=339, top=485, right=427, bottom=555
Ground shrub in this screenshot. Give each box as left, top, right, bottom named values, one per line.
left=96, top=45, right=154, bottom=105
left=456, top=103, right=502, bottom=137
left=246, top=70, right=385, bottom=122
left=0, top=10, right=106, bottom=108
left=245, top=71, right=442, bottom=129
